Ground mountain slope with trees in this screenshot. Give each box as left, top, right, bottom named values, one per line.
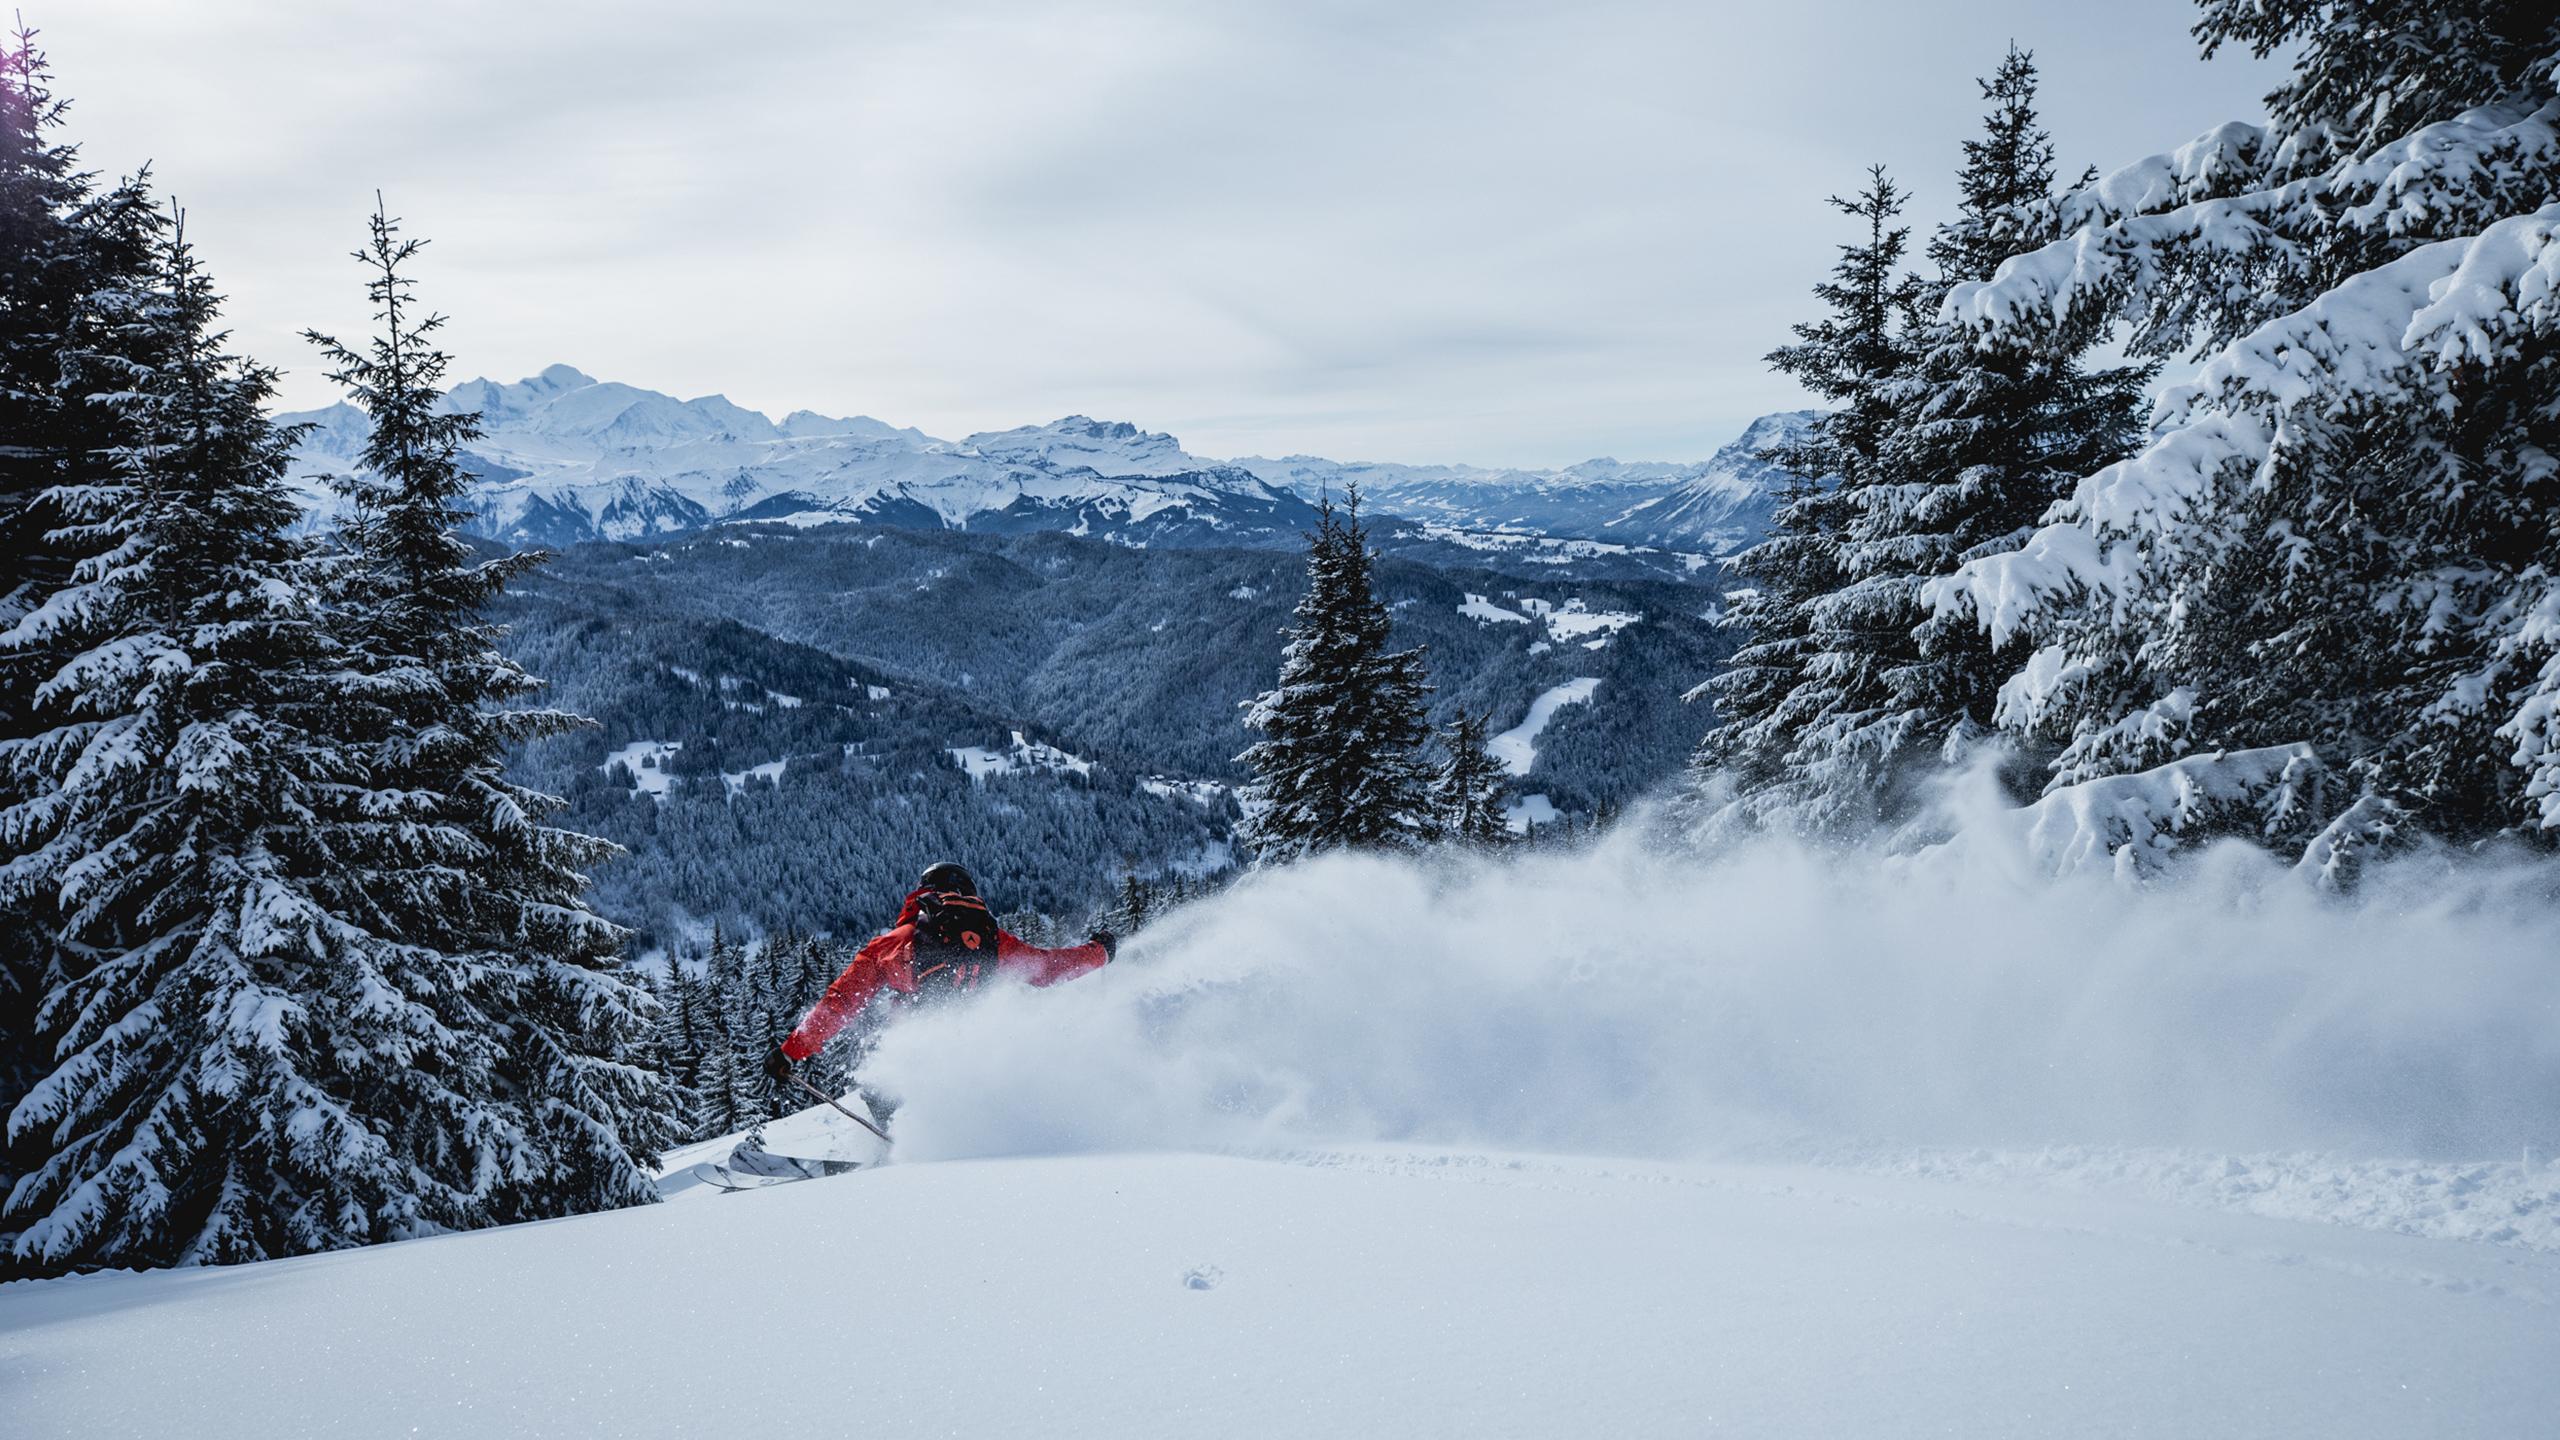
left=491, top=515, right=1730, bottom=945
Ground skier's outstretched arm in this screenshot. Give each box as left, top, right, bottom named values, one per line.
left=995, top=931, right=1112, bottom=987
left=780, top=928, right=917, bottom=1060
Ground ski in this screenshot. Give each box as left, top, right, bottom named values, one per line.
left=687, top=1158, right=862, bottom=1192
left=688, top=1162, right=798, bottom=1192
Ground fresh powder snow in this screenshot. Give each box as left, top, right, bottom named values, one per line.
left=6, top=834, right=2557, bottom=1437
left=6, top=1147, right=2550, bottom=1439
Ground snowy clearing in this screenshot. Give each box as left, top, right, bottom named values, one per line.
left=1139, top=775, right=1228, bottom=807
left=721, top=758, right=787, bottom=794
left=603, top=741, right=802, bottom=799
left=600, top=739, right=681, bottom=795
left=1487, top=676, right=1600, bottom=775
left=1459, top=592, right=1642, bottom=649
left=1521, top=595, right=1640, bottom=642
left=1458, top=591, right=1532, bottom=625
left=949, top=730, right=1095, bottom=783
left=1504, top=790, right=1560, bottom=832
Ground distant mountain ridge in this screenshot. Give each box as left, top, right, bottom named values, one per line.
left=1231, top=410, right=1815, bottom=556
left=1600, top=410, right=1818, bottom=554
left=279, top=366, right=1812, bottom=556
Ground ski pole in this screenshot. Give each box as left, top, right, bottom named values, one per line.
left=792, top=1073, right=893, bottom=1145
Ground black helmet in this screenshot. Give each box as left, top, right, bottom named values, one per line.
left=918, top=861, right=977, bottom=896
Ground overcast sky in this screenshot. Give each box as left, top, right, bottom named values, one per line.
left=56, top=1, right=2287, bottom=467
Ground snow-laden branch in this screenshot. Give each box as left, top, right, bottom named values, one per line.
left=1930, top=202, right=2560, bottom=646
left=1945, top=100, right=2560, bottom=345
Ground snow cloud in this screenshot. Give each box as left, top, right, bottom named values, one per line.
left=55, top=0, right=2287, bottom=467
left=863, top=824, right=2560, bottom=1167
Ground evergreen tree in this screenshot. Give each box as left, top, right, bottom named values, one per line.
left=1930, top=3, right=2560, bottom=870
left=1694, top=167, right=1919, bottom=834
left=1237, top=490, right=1434, bottom=861
left=1114, top=873, right=1153, bottom=932
left=693, top=927, right=744, bottom=1135
left=0, top=21, right=153, bottom=716
left=646, top=967, right=707, bottom=1142
left=787, top=934, right=859, bottom=1104
left=0, top=21, right=157, bottom=1255
left=2194, top=0, right=2556, bottom=181
left=1784, top=50, right=2155, bottom=830
left=0, top=213, right=441, bottom=1271
left=1430, top=709, right=1510, bottom=846
left=304, top=200, right=669, bottom=1223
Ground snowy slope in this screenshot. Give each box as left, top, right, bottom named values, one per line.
left=279, top=366, right=1806, bottom=557
left=12, top=833, right=2554, bottom=1436
left=5, top=1148, right=2553, bottom=1439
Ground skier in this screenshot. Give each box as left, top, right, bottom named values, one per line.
left=763, top=861, right=1116, bottom=1086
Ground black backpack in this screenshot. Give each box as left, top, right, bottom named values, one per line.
left=909, top=889, right=1002, bottom=997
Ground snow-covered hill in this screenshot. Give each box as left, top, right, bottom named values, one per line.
left=279, top=366, right=1808, bottom=555
left=6, top=832, right=2557, bottom=1436
left=7, top=1145, right=2551, bottom=1439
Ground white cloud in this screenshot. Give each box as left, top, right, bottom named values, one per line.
left=50, top=0, right=2287, bottom=466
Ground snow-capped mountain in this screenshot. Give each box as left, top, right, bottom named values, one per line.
left=1601, top=409, right=1817, bottom=553
left=279, top=366, right=1810, bottom=556
left=281, top=368, right=1318, bottom=550
left=1230, top=410, right=1817, bottom=554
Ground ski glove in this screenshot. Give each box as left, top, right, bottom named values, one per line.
left=1090, top=930, right=1118, bottom=961
left=763, top=1044, right=795, bottom=1084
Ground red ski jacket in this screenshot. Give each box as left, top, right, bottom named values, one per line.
left=779, top=888, right=1109, bottom=1061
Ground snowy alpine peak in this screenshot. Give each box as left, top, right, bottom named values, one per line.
left=961, top=415, right=1201, bottom=478
left=431, top=365, right=919, bottom=454
left=1589, top=409, right=1818, bottom=554
left=437, top=367, right=785, bottom=451
left=778, top=409, right=921, bottom=442
left=285, top=400, right=374, bottom=463
left=279, top=365, right=1806, bottom=556
left=279, top=365, right=1318, bottom=549
left=1678, top=408, right=1819, bottom=502
left=1226, top=410, right=1821, bottom=555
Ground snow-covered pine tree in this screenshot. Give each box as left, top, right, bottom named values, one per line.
left=645, top=967, right=707, bottom=1144
left=1692, top=167, right=1919, bottom=835
left=1429, top=710, right=1510, bottom=846
left=1237, top=489, right=1435, bottom=862
left=686, top=923, right=764, bottom=1135
left=1, top=212, right=466, bottom=1272
left=1928, top=2, right=2560, bottom=873
left=0, top=22, right=153, bottom=721
left=743, top=926, right=795, bottom=1061
left=0, top=24, right=158, bottom=1247
left=304, top=200, right=670, bottom=1222
left=1114, top=873, right=1153, bottom=932
left=1785, top=50, right=2153, bottom=830
left=785, top=933, right=859, bottom=1107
